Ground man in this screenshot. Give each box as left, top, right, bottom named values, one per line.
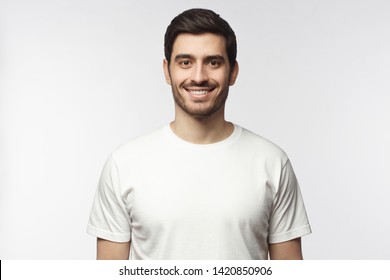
left=87, top=8, right=311, bottom=260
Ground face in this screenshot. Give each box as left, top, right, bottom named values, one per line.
left=163, top=33, right=238, bottom=119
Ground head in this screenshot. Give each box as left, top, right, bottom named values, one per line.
left=163, top=9, right=239, bottom=120
left=164, top=8, right=237, bottom=73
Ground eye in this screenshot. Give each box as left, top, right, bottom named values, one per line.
left=178, top=60, right=191, bottom=68
left=208, top=60, right=221, bottom=68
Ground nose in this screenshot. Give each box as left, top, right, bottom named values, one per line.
left=191, top=63, right=208, bottom=84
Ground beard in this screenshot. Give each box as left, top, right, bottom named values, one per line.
left=171, top=81, right=229, bottom=120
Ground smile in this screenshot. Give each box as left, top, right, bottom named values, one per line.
left=189, top=90, right=209, bottom=95
left=185, top=87, right=215, bottom=97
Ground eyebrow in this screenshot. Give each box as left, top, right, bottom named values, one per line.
left=174, top=54, right=193, bottom=61
left=174, top=54, right=226, bottom=62
left=205, top=55, right=225, bottom=62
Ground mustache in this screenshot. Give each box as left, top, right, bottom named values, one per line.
left=183, top=81, right=216, bottom=88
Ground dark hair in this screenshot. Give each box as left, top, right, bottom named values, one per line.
left=164, top=8, right=237, bottom=70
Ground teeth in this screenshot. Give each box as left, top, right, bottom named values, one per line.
left=190, top=90, right=208, bottom=95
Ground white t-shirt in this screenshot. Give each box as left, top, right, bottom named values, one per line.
left=87, top=124, right=311, bottom=259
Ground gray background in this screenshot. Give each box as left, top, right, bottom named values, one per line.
left=1, top=0, right=389, bottom=259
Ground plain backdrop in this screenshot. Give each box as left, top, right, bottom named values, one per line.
left=1, top=0, right=389, bottom=259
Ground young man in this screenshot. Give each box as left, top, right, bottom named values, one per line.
left=87, top=8, right=311, bottom=260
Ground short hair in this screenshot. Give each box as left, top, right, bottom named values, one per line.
left=164, top=8, right=237, bottom=70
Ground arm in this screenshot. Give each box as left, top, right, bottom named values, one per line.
left=97, top=238, right=131, bottom=260
left=268, top=237, right=303, bottom=260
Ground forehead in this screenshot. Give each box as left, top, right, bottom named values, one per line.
left=171, top=33, right=227, bottom=57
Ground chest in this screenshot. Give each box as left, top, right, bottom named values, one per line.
left=125, top=152, right=275, bottom=231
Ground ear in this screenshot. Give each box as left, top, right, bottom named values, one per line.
left=163, top=59, right=172, bottom=85
left=229, top=60, right=239, bottom=86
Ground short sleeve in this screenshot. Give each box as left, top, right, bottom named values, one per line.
left=268, top=159, right=311, bottom=244
left=86, top=154, right=131, bottom=242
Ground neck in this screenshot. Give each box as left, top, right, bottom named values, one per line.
left=170, top=105, right=234, bottom=144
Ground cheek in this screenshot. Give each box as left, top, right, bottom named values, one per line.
left=171, top=73, right=188, bottom=87
left=214, top=69, right=230, bottom=84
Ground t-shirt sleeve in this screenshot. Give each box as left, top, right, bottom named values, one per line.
left=86, top=154, right=131, bottom=242
left=268, top=159, right=312, bottom=244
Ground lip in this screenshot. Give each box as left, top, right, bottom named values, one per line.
left=185, top=87, right=215, bottom=98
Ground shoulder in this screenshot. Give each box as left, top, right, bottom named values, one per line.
left=236, top=125, right=289, bottom=164
left=110, top=126, right=167, bottom=165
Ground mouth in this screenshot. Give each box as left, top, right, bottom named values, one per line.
left=185, top=87, right=215, bottom=97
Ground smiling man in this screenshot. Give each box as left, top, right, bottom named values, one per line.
left=87, top=8, right=311, bottom=260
